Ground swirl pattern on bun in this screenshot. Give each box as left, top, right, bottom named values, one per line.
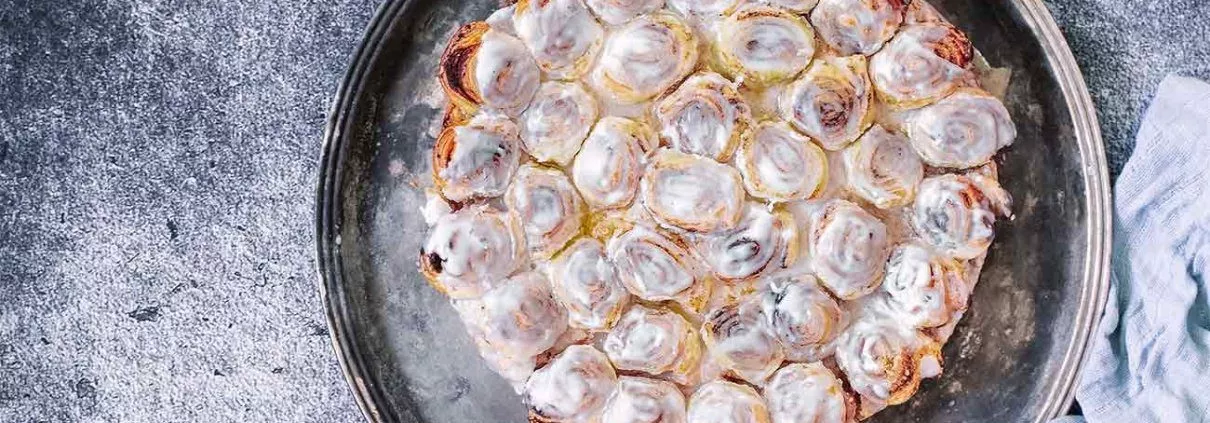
left=604, top=305, right=703, bottom=380
left=736, top=121, right=828, bottom=202
left=809, top=200, right=890, bottom=300
left=765, top=363, right=856, bottom=423
left=833, top=316, right=942, bottom=418
left=439, top=22, right=541, bottom=116
left=911, top=173, right=1012, bottom=259
left=421, top=205, right=526, bottom=299
left=842, top=124, right=924, bottom=209
left=433, top=113, right=523, bottom=202
left=654, top=72, right=752, bottom=162
left=505, top=164, right=587, bottom=259
left=549, top=238, right=632, bottom=330
left=455, top=271, right=569, bottom=359
left=571, top=117, right=658, bottom=210
left=883, top=242, right=969, bottom=328
left=520, top=81, right=600, bottom=166
left=778, top=55, right=873, bottom=150
left=642, top=149, right=746, bottom=233
left=700, top=297, right=785, bottom=384
left=906, top=89, right=1017, bottom=169
left=693, top=203, right=799, bottom=280
left=586, top=0, right=666, bottom=25
left=760, top=274, right=844, bottom=362
left=600, top=377, right=688, bottom=423
left=717, top=6, right=816, bottom=85
left=591, top=12, right=699, bottom=104
left=514, top=0, right=606, bottom=79
left=870, top=22, right=973, bottom=108
left=524, top=345, right=618, bottom=422
left=810, top=0, right=906, bottom=56
left=607, top=224, right=709, bottom=308
left=686, top=380, right=771, bottom=423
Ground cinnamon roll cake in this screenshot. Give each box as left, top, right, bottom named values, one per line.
left=419, top=0, right=1017, bottom=420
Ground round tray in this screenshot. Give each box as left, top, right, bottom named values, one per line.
left=316, top=1, right=1111, bottom=421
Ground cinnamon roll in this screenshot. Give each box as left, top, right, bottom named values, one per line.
left=906, top=88, right=1017, bottom=169
left=764, top=363, right=856, bottom=423
left=717, top=6, right=816, bottom=85
left=693, top=203, right=799, bottom=280
left=525, top=345, right=618, bottom=422
left=607, top=224, right=711, bottom=310
left=736, top=121, right=828, bottom=202
left=421, top=205, right=526, bottom=299
left=433, top=113, right=523, bottom=202
left=687, top=381, right=771, bottom=423
left=520, top=81, right=601, bottom=166
left=456, top=271, right=569, bottom=359
left=870, top=22, right=974, bottom=109
left=572, top=117, right=658, bottom=210
left=667, top=0, right=741, bottom=17
left=833, top=316, right=942, bottom=418
left=778, top=55, right=873, bottom=151
left=641, top=149, right=745, bottom=233
left=842, top=124, right=924, bottom=209
left=505, top=164, right=588, bottom=259
left=911, top=173, right=1012, bottom=260
left=808, top=200, right=890, bottom=300
left=742, top=0, right=820, bottom=13
left=590, top=12, right=700, bottom=104
left=600, top=376, right=688, bottom=423
left=809, top=0, right=906, bottom=56
left=882, top=242, right=968, bottom=328
left=654, top=72, right=752, bottom=162
left=700, top=298, right=785, bottom=384
left=549, top=237, right=632, bottom=331
left=760, top=275, right=844, bottom=362
left=439, top=22, right=541, bottom=116
left=586, top=0, right=665, bottom=25
left=513, top=0, right=605, bottom=79
left=604, top=305, right=702, bottom=381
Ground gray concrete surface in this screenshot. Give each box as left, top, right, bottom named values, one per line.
left=0, top=0, right=1207, bottom=422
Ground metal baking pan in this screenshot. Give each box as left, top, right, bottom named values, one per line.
left=316, top=0, right=1112, bottom=421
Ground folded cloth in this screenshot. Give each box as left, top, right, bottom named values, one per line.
left=1060, top=75, right=1210, bottom=423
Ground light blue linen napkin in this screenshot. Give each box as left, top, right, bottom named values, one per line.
left=1056, top=75, right=1210, bottom=423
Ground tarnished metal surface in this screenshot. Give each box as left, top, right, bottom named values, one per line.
left=316, top=1, right=1111, bottom=421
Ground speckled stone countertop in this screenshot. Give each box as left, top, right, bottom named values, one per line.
left=0, top=1, right=1207, bottom=422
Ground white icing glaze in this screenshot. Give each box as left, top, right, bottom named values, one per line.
left=601, top=376, right=688, bottom=423
left=870, top=23, right=972, bottom=108
left=525, top=345, right=618, bottom=422
left=808, top=200, right=890, bottom=300
left=521, top=81, right=601, bottom=166
left=641, top=149, right=745, bottom=233
left=549, top=238, right=631, bottom=330
left=420, top=188, right=453, bottom=226
left=590, top=12, right=699, bottom=104
left=686, top=380, right=771, bottom=423
left=606, top=225, right=699, bottom=301
left=693, top=203, right=798, bottom=280
left=718, top=6, right=816, bottom=85
left=742, top=0, right=819, bottom=13
left=587, top=0, right=666, bottom=25
left=700, top=297, right=784, bottom=384
left=572, top=116, right=657, bottom=210
left=505, top=164, right=587, bottom=258
left=654, top=72, right=752, bottom=162
left=764, top=363, right=853, bottom=423
left=842, top=124, right=924, bottom=209
left=882, top=242, right=967, bottom=328
left=809, top=0, right=905, bottom=56
left=514, top=0, right=606, bottom=78
left=475, top=29, right=542, bottom=116
left=736, top=121, right=828, bottom=202
left=455, top=271, right=568, bottom=359
left=436, top=113, right=523, bottom=202
left=832, top=308, right=941, bottom=418
left=604, top=305, right=701, bottom=378
left=911, top=173, right=1011, bottom=259
left=906, top=89, right=1016, bottom=168
left=421, top=205, right=526, bottom=299
left=760, top=274, right=844, bottom=362
left=778, top=55, right=873, bottom=151
left=667, top=0, right=741, bottom=17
